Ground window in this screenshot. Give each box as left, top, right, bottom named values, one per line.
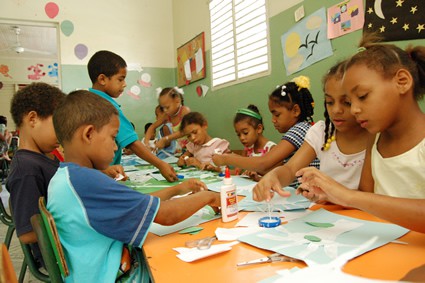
left=209, top=0, right=270, bottom=88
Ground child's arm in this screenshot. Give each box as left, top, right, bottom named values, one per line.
left=150, top=179, right=207, bottom=200
left=213, top=139, right=296, bottom=176
left=177, top=152, right=193, bottom=167
left=144, top=119, right=164, bottom=146
left=156, top=130, right=184, bottom=149
left=295, top=167, right=425, bottom=234
left=253, top=142, right=317, bottom=202
left=128, top=140, right=178, bottom=182
left=154, top=191, right=220, bottom=226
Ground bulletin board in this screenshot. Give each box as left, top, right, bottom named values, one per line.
left=176, top=32, right=206, bottom=87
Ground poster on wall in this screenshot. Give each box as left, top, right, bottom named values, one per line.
left=177, top=32, right=206, bottom=87
left=364, top=0, right=425, bottom=41
left=327, top=0, right=365, bottom=39
left=281, top=8, right=333, bottom=76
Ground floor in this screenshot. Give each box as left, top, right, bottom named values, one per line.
left=1, top=184, right=43, bottom=283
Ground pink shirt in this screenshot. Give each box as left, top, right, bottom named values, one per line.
left=186, top=138, right=230, bottom=163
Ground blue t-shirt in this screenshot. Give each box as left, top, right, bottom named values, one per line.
left=47, top=163, right=159, bottom=283
left=89, top=88, right=139, bottom=164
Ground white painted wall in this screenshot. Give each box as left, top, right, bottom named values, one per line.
left=0, top=0, right=175, bottom=67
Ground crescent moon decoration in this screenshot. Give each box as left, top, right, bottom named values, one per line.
left=374, top=0, right=385, bottom=19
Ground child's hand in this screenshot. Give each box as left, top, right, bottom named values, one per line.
left=102, top=165, right=128, bottom=181
left=252, top=172, right=290, bottom=202
left=156, top=138, right=167, bottom=149
left=158, top=162, right=178, bottom=182
left=179, top=178, right=208, bottom=194
left=185, top=157, right=201, bottom=168
left=243, top=170, right=262, bottom=182
left=212, top=154, right=225, bottom=166
left=177, top=155, right=186, bottom=167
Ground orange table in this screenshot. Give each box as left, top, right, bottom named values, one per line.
left=143, top=205, right=425, bottom=282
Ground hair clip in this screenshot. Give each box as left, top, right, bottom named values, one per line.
left=357, top=46, right=366, bottom=53
left=292, top=75, right=310, bottom=91
left=281, top=85, right=287, bottom=97
left=173, top=86, right=184, bottom=95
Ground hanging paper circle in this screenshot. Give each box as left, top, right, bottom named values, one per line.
left=130, top=85, right=141, bottom=96
left=45, top=2, right=59, bottom=19
left=74, top=44, right=88, bottom=60
left=61, top=20, right=74, bottom=37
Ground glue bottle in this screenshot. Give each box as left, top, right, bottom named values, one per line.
left=220, top=167, right=238, bottom=222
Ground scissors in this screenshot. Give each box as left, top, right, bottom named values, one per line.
left=237, top=253, right=301, bottom=266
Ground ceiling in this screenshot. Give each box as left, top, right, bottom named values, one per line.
left=0, top=23, right=58, bottom=60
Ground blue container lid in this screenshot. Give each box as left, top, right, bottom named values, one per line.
left=258, top=216, right=281, bottom=228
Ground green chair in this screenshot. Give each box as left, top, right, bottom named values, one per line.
left=8, top=200, right=50, bottom=283
left=0, top=197, right=14, bottom=249
left=30, top=197, right=69, bottom=283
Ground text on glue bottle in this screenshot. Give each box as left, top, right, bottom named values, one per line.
left=220, top=167, right=238, bottom=222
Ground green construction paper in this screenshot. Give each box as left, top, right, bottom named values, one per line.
left=305, top=221, right=334, bottom=228
left=178, top=226, right=204, bottom=234
left=304, top=235, right=322, bottom=242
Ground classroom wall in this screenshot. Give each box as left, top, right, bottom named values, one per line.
left=173, top=0, right=425, bottom=149
left=0, top=0, right=176, bottom=135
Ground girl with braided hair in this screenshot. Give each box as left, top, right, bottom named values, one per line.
left=213, top=75, right=320, bottom=185
left=253, top=61, right=370, bottom=202
left=294, top=35, right=425, bottom=234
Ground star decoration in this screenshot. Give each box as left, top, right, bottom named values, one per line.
left=410, top=6, right=418, bottom=14
left=417, top=24, right=425, bottom=33
left=403, top=23, right=410, bottom=31
left=368, top=23, right=373, bottom=28
left=379, top=25, right=386, bottom=33
left=396, top=0, right=404, bottom=7
left=390, top=17, right=398, bottom=24
left=367, top=7, right=373, bottom=14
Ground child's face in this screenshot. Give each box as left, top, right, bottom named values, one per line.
left=183, top=123, right=208, bottom=145
left=159, top=95, right=180, bottom=117
left=234, top=120, right=261, bottom=148
left=34, top=115, right=60, bottom=154
left=89, top=115, right=119, bottom=170
left=268, top=100, right=299, bottom=133
left=343, top=64, right=399, bottom=134
left=324, top=77, right=359, bottom=133
left=103, top=67, right=127, bottom=98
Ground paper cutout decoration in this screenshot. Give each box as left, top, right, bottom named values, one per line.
left=327, top=0, right=365, bottom=39
left=127, top=85, right=141, bottom=100
left=138, top=73, right=152, bottom=87
left=196, top=84, right=209, bottom=97
left=364, top=0, right=425, bottom=41
left=281, top=8, right=333, bottom=75
left=178, top=226, right=204, bottom=234
left=0, top=65, right=12, bottom=79
left=27, top=64, right=46, bottom=80
left=45, top=2, right=59, bottom=19
left=48, top=63, right=59, bottom=78
left=61, top=20, right=74, bottom=37
left=74, top=44, right=88, bottom=60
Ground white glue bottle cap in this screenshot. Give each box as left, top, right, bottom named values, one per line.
left=223, top=167, right=232, bottom=185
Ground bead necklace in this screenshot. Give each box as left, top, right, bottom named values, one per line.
left=323, top=135, right=336, bottom=151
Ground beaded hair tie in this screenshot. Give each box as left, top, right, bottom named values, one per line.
left=322, top=135, right=336, bottom=151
